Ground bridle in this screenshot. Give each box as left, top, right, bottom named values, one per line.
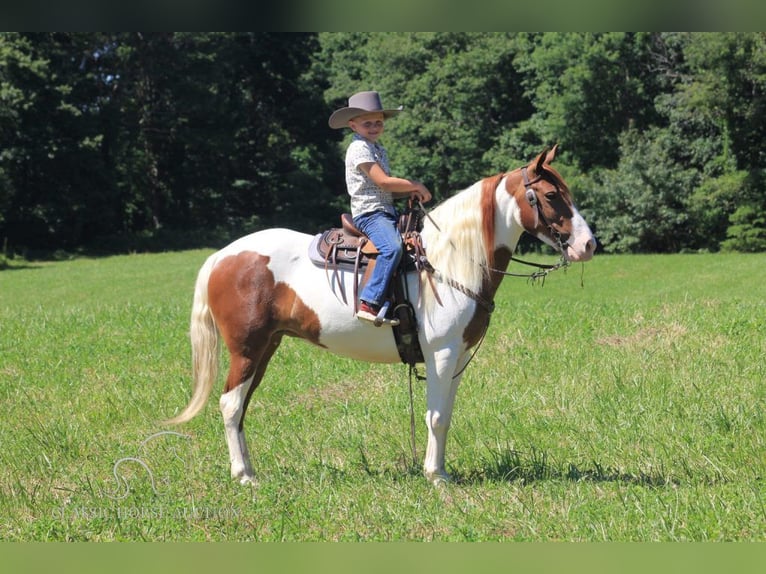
left=520, top=166, right=571, bottom=258
left=484, top=167, right=570, bottom=281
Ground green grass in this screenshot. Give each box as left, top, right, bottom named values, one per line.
left=1, top=251, right=764, bottom=541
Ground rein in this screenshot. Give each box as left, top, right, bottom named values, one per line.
left=428, top=268, right=496, bottom=314
left=488, top=255, right=569, bottom=283
left=402, top=174, right=572, bottom=465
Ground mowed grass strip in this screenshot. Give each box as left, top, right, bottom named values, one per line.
left=0, top=251, right=764, bottom=541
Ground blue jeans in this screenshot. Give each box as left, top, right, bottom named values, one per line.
left=353, top=210, right=403, bottom=307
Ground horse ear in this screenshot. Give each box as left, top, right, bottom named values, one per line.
left=535, top=147, right=550, bottom=174
left=545, top=143, right=559, bottom=164
left=534, top=144, right=558, bottom=174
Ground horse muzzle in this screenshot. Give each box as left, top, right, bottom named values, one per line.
left=565, top=235, right=596, bottom=262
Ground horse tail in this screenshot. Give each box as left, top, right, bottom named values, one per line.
left=164, top=253, right=220, bottom=425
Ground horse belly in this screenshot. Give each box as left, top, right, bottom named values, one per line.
left=285, top=262, right=402, bottom=364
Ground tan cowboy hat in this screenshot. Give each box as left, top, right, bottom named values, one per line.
left=328, top=91, right=403, bottom=129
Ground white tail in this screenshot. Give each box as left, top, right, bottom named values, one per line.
left=164, top=254, right=220, bottom=425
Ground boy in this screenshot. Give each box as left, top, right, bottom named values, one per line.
left=329, top=91, right=432, bottom=326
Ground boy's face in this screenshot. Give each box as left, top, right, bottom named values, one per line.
left=348, top=112, right=385, bottom=143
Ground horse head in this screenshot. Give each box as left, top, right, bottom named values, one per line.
left=511, top=145, right=595, bottom=262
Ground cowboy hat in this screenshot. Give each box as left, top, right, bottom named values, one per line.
left=328, top=91, right=403, bottom=129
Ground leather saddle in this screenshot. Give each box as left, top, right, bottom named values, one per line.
left=309, top=213, right=381, bottom=272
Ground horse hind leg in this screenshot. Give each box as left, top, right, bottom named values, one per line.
left=220, top=369, right=256, bottom=485
left=219, top=335, right=282, bottom=485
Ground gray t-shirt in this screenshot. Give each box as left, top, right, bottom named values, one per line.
left=345, top=134, right=395, bottom=218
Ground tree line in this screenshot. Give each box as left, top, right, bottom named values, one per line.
left=1, top=32, right=764, bottom=256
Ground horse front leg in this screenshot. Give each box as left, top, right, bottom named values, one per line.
left=423, top=347, right=468, bottom=485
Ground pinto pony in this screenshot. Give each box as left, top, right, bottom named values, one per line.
left=165, top=146, right=596, bottom=485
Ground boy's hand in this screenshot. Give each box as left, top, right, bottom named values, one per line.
left=412, top=183, right=432, bottom=204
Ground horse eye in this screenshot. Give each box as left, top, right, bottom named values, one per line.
left=545, top=191, right=557, bottom=200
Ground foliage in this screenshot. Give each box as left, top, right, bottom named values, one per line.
left=586, top=127, right=699, bottom=253
left=1, top=32, right=764, bottom=255
left=722, top=204, right=766, bottom=252
left=503, top=33, right=664, bottom=171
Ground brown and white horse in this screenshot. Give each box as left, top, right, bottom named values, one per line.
left=166, top=146, right=596, bottom=485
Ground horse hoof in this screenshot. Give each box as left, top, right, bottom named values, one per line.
left=432, top=476, right=451, bottom=487
left=425, top=471, right=452, bottom=486
left=238, top=475, right=256, bottom=486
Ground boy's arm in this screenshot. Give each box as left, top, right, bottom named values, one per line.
left=359, top=162, right=432, bottom=203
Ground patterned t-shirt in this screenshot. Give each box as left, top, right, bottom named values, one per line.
left=345, top=134, right=395, bottom=218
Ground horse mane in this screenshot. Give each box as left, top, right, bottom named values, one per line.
left=420, top=173, right=504, bottom=307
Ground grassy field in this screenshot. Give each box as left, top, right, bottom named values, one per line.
left=0, top=249, right=764, bottom=541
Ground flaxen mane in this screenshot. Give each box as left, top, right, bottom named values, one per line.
left=419, top=173, right=504, bottom=311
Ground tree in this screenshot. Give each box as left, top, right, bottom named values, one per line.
left=0, top=33, right=118, bottom=249
left=574, top=33, right=765, bottom=253
left=586, top=127, right=698, bottom=253
left=500, top=33, right=667, bottom=171
left=654, top=33, right=766, bottom=251
left=1, top=33, right=764, bottom=255
left=0, top=33, right=338, bottom=252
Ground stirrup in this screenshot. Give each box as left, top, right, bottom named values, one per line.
left=373, top=301, right=399, bottom=327
left=356, top=301, right=400, bottom=327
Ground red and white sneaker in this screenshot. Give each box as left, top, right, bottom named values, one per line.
left=356, top=301, right=399, bottom=327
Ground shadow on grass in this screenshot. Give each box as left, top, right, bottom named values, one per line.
left=0, top=259, right=43, bottom=272
left=452, top=445, right=681, bottom=488
left=0, top=224, right=240, bottom=265
left=341, top=444, right=682, bottom=488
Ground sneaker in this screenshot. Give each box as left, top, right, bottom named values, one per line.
left=356, top=301, right=400, bottom=327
